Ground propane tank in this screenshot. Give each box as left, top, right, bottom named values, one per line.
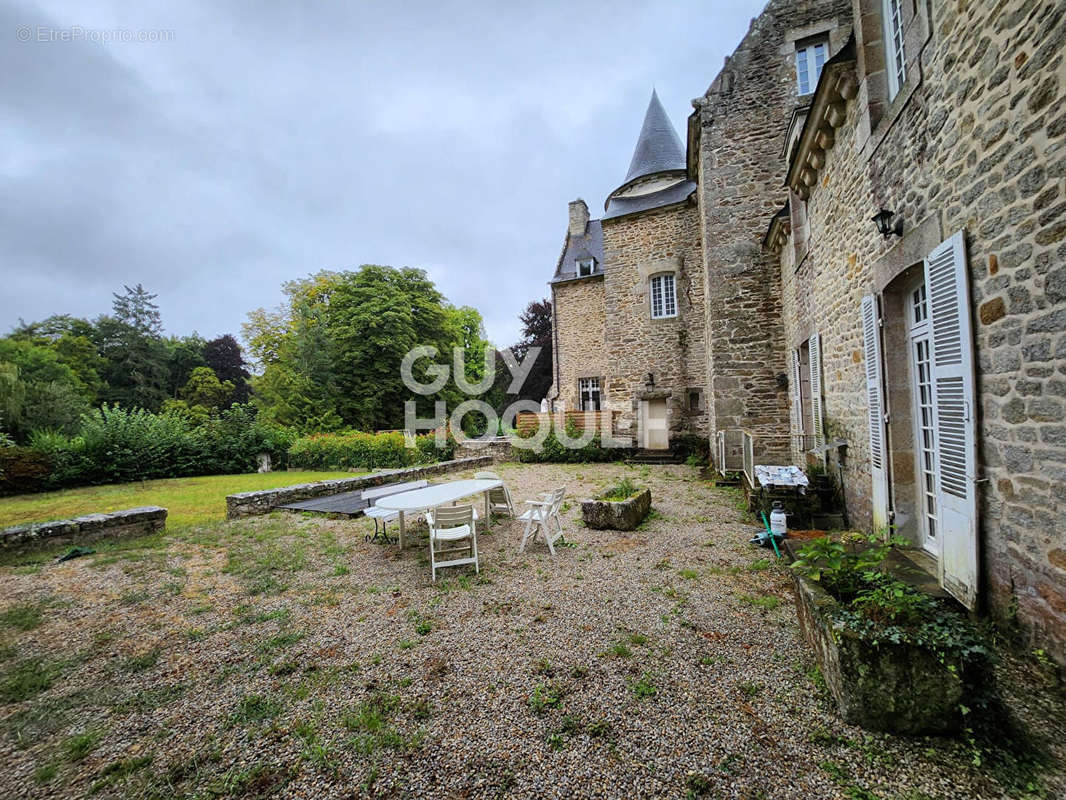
left=769, top=501, right=787, bottom=536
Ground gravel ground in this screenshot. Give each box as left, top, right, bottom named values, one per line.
left=0, top=462, right=1062, bottom=800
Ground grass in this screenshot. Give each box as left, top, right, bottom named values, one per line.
left=738, top=593, right=782, bottom=611
left=0, top=657, right=63, bottom=703
left=0, top=470, right=359, bottom=530
left=0, top=602, right=46, bottom=631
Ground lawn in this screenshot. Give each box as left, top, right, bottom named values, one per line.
left=0, top=471, right=360, bottom=530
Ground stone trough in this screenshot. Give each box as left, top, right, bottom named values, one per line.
left=581, top=488, right=652, bottom=531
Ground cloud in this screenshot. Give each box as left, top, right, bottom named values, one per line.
left=0, top=0, right=760, bottom=347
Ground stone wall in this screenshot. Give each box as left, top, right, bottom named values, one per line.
left=552, top=276, right=607, bottom=412
left=225, top=456, right=492, bottom=519
left=601, top=200, right=709, bottom=440
left=692, top=0, right=854, bottom=462
left=1, top=506, right=167, bottom=553
left=771, top=0, right=1066, bottom=662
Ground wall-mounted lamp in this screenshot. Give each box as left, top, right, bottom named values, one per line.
left=871, top=209, right=904, bottom=238
left=645, top=373, right=655, bottom=390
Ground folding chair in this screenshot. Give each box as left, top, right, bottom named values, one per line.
left=427, top=504, right=479, bottom=582
left=475, top=470, right=516, bottom=517
left=518, top=487, right=566, bottom=555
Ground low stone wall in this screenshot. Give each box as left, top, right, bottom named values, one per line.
left=225, top=456, right=493, bottom=519
left=454, top=438, right=513, bottom=463
left=1, top=506, right=168, bottom=553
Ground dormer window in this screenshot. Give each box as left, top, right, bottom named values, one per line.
left=795, top=37, right=828, bottom=96
left=650, top=273, right=677, bottom=319
left=577, top=258, right=595, bottom=277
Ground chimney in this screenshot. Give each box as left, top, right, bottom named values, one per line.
left=568, top=198, right=589, bottom=237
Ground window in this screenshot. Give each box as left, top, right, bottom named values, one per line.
left=578, top=377, right=601, bottom=411
left=883, top=0, right=906, bottom=99
left=688, top=390, right=701, bottom=411
left=650, top=273, right=677, bottom=319
left=795, top=38, right=828, bottom=96
left=577, top=258, right=595, bottom=277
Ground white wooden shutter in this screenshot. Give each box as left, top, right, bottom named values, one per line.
left=925, top=231, right=978, bottom=610
left=861, top=295, right=890, bottom=531
left=791, top=349, right=803, bottom=433
left=808, top=333, right=825, bottom=460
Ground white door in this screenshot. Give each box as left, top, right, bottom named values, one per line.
left=905, top=280, right=939, bottom=555
left=925, top=231, right=978, bottom=610
left=642, top=399, right=669, bottom=450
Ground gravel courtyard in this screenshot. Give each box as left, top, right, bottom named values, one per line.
left=1, top=462, right=1062, bottom=799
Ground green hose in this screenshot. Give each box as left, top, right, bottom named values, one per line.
left=761, top=511, right=782, bottom=558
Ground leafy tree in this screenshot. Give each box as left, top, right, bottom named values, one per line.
left=0, top=342, right=90, bottom=440
left=511, top=298, right=553, bottom=403
left=180, top=366, right=234, bottom=409
left=163, top=334, right=208, bottom=398
left=203, top=334, right=251, bottom=403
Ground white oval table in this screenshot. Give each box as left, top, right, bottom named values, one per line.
left=372, top=478, right=502, bottom=549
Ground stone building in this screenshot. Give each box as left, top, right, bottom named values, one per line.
left=549, top=91, right=708, bottom=448
left=756, top=0, right=1066, bottom=661
left=547, top=0, right=1066, bottom=663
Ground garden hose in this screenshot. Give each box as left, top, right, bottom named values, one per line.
left=760, top=511, right=782, bottom=558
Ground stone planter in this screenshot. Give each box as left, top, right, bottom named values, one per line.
left=581, top=488, right=651, bottom=531
left=792, top=572, right=986, bottom=734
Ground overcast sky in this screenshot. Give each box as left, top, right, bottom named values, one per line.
left=1, top=0, right=763, bottom=351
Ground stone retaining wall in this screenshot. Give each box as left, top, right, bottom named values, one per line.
left=1, top=506, right=168, bottom=553
left=225, top=456, right=493, bottom=519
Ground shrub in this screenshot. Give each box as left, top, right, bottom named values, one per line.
left=0, top=446, right=53, bottom=495
left=287, top=430, right=456, bottom=471
left=512, top=418, right=629, bottom=464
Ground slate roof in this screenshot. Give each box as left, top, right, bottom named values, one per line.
left=603, top=179, right=697, bottom=221
left=621, top=89, right=687, bottom=185
left=552, top=219, right=604, bottom=283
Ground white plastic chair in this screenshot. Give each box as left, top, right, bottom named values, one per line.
left=517, top=487, right=566, bottom=555
left=475, top=470, right=516, bottom=517
left=427, top=505, right=479, bottom=582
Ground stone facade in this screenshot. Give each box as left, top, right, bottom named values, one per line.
left=601, top=201, right=707, bottom=439
left=764, top=0, right=1066, bottom=662
left=552, top=273, right=607, bottom=412
left=690, top=0, right=855, bottom=461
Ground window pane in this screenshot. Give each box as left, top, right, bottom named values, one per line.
left=664, top=274, right=676, bottom=316
left=796, top=48, right=810, bottom=95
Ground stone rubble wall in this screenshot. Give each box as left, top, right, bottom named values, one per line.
left=552, top=276, right=607, bottom=412
left=601, top=201, right=709, bottom=439
left=225, top=457, right=492, bottom=519
left=1, top=506, right=167, bottom=553
left=693, top=0, right=854, bottom=462
left=774, top=0, right=1066, bottom=661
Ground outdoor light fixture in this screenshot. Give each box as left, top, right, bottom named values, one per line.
left=872, top=208, right=903, bottom=238
left=645, top=373, right=655, bottom=390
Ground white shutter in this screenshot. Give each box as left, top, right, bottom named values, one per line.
left=861, top=295, right=890, bottom=531
left=808, top=333, right=825, bottom=461
left=791, top=349, right=803, bottom=433
left=925, top=231, right=978, bottom=610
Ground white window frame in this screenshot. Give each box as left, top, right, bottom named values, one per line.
left=883, top=0, right=906, bottom=100
left=576, top=258, right=595, bottom=277
left=795, top=37, right=828, bottom=96
left=578, top=377, right=601, bottom=411
left=649, top=273, right=677, bottom=319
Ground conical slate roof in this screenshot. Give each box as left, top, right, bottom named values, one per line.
left=621, top=89, right=686, bottom=185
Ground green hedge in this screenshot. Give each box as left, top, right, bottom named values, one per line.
left=1, top=404, right=297, bottom=495
left=512, top=425, right=630, bottom=464
left=287, top=430, right=456, bottom=471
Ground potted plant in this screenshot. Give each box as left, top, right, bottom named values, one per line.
left=790, top=533, right=991, bottom=734
left=581, top=477, right=651, bottom=531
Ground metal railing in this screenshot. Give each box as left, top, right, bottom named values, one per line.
left=715, top=429, right=745, bottom=474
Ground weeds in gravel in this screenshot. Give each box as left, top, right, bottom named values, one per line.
left=257, top=630, right=305, bottom=653
left=231, top=693, right=284, bottom=725
left=0, top=602, right=46, bottom=631
left=123, top=646, right=162, bottom=672
left=34, top=762, right=57, bottom=784
left=529, top=683, right=565, bottom=714
left=344, top=692, right=422, bottom=755
left=685, top=771, right=714, bottom=797
left=224, top=534, right=307, bottom=595
left=607, top=641, right=633, bottom=658
left=737, top=681, right=762, bottom=698
left=62, top=729, right=102, bottom=762
left=737, top=593, right=782, bottom=611
left=678, top=568, right=701, bottom=581
left=90, top=754, right=153, bottom=794
left=114, top=683, right=186, bottom=713
left=630, top=672, right=658, bottom=699
left=0, top=657, right=63, bottom=703
left=202, top=763, right=288, bottom=799
left=586, top=719, right=613, bottom=738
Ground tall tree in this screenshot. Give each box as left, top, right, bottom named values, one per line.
left=94, top=285, right=169, bottom=410
left=511, top=298, right=553, bottom=403
left=111, top=284, right=162, bottom=336
left=203, top=334, right=251, bottom=403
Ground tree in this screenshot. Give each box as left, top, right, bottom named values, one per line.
left=181, top=366, right=234, bottom=410
left=510, top=298, right=553, bottom=403
left=203, top=335, right=251, bottom=403
left=112, top=284, right=162, bottom=336
left=0, top=341, right=91, bottom=440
